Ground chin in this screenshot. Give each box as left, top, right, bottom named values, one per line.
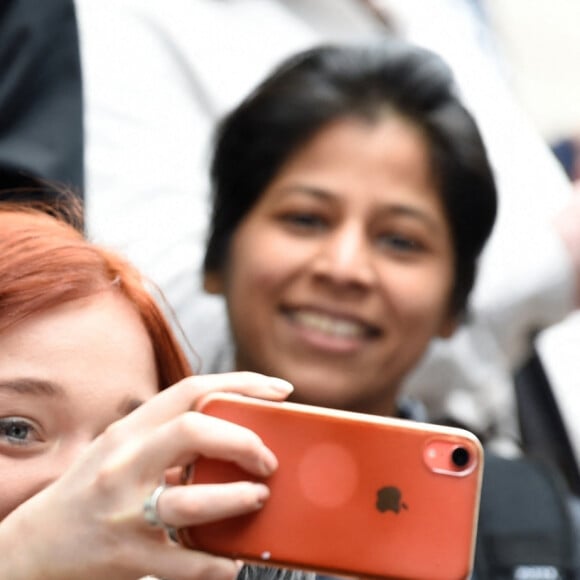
left=288, top=385, right=362, bottom=412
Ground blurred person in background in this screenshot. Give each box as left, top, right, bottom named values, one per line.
left=200, top=41, right=580, bottom=578
left=78, top=0, right=580, bottom=459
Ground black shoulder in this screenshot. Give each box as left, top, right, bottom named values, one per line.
left=473, top=452, right=579, bottom=579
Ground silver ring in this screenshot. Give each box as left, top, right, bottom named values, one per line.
left=143, top=483, right=172, bottom=529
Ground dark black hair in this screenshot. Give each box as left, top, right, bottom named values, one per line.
left=204, top=41, right=497, bottom=316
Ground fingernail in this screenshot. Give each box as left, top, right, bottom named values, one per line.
left=269, top=377, right=294, bottom=394
left=260, top=448, right=279, bottom=474
left=253, top=483, right=270, bottom=505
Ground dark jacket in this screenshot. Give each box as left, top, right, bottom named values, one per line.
left=0, top=0, right=84, bottom=198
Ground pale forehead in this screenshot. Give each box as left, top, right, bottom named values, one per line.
left=0, top=292, right=158, bottom=407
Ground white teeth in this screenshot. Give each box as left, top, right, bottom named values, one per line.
left=293, top=311, right=365, bottom=338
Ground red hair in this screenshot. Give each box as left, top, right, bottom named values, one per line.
left=0, top=202, right=192, bottom=390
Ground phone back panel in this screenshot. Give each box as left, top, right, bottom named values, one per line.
left=179, top=394, right=483, bottom=580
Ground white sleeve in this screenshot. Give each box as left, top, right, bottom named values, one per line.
left=78, top=0, right=321, bottom=372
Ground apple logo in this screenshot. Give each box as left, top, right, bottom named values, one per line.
left=376, top=486, right=408, bottom=514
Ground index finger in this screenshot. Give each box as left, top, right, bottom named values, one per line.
left=121, top=372, right=293, bottom=432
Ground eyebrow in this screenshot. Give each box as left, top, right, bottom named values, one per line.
left=0, top=378, right=146, bottom=419
left=385, top=203, right=443, bottom=233
left=276, top=185, right=443, bottom=232
left=276, top=184, right=333, bottom=201
left=0, top=377, right=66, bottom=397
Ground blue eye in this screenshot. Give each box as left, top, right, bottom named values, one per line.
left=0, top=418, right=36, bottom=445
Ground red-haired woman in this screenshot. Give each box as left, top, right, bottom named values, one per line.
left=0, top=202, right=305, bottom=580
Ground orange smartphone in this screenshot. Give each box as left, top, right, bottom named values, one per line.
left=178, top=393, right=483, bottom=580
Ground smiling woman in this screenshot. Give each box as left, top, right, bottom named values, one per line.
left=216, top=114, right=456, bottom=416
left=203, top=42, right=496, bottom=418
left=201, top=42, right=580, bottom=577
left=0, top=201, right=311, bottom=580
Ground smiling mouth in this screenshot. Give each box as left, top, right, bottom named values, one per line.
left=287, top=309, right=379, bottom=339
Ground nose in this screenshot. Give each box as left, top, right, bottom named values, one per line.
left=310, top=224, right=376, bottom=290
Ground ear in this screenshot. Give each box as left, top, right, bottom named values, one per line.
left=437, top=314, right=458, bottom=339
left=203, top=270, right=224, bottom=294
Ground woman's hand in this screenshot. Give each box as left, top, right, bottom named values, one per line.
left=0, top=372, right=293, bottom=580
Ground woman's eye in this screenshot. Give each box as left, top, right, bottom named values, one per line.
left=0, top=418, right=38, bottom=446
left=281, top=212, right=326, bottom=230
left=378, top=233, right=423, bottom=253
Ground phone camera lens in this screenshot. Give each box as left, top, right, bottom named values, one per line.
left=451, top=446, right=470, bottom=468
